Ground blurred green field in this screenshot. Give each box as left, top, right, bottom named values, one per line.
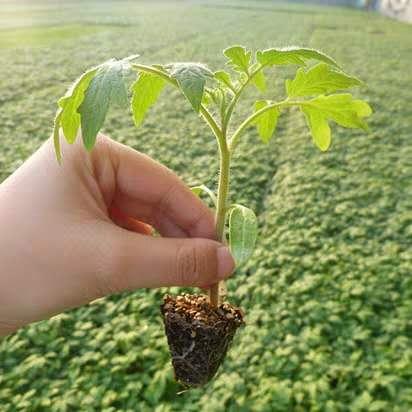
left=0, top=0, right=411, bottom=411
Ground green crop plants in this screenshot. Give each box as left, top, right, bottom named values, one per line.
left=52, top=45, right=371, bottom=386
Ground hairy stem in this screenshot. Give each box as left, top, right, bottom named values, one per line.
left=223, top=65, right=264, bottom=134
left=209, top=138, right=231, bottom=307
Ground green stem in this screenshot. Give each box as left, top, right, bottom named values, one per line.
left=222, top=65, right=264, bottom=134
left=132, top=63, right=228, bottom=306
left=209, top=136, right=231, bottom=307
left=229, top=99, right=303, bottom=151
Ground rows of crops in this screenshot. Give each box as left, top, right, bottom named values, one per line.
left=0, top=1, right=411, bottom=411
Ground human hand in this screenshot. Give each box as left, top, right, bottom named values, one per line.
left=0, top=135, right=234, bottom=336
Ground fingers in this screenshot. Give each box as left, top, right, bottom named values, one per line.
left=102, top=226, right=234, bottom=292
left=109, top=206, right=153, bottom=235
left=106, top=138, right=216, bottom=239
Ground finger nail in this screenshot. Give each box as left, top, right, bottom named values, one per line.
left=217, top=246, right=235, bottom=279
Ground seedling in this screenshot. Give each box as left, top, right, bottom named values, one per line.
left=53, top=46, right=371, bottom=386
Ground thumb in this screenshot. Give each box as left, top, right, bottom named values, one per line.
left=103, top=226, right=235, bottom=293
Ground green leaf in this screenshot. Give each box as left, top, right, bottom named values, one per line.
left=305, top=94, right=372, bottom=130
left=201, top=89, right=213, bottom=106
left=204, top=87, right=225, bottom=108
left=286, top=63, right=362, bottom=97
left=254, top=100, right=280, bottom=143
left=252, top=69, right=267, bottom=92
left=57, top=67, right=98, bottom=144
left=214, top=70, right=236, bottom=92
left=301, top=106, right=331, bottom=151
left=369, top=401, right=389, bottom=411
left=224, top=45, right=252, bottom=73
left=301, top=94, right=372, bottom=151
left=166, top=62, right=213, bottom=112
left=79, top=58, right=130, bottom=150
left=190, top=184, right=217, bottom=206
left=144, top=369, right=168, bottom=405
left=228, top=204, right=258, bottom=265
left=190, top=186, right=203, bottom=196
left=257, top=46, right=338, bottom=68
left=351, top=391, right=373, bottom=410
left=131, top=72, right=165, bottom=127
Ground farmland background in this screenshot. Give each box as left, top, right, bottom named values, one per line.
left=0, top=1, right=411, bottom=411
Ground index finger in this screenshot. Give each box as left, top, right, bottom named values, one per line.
left=105, top=138, right=216, bottom=239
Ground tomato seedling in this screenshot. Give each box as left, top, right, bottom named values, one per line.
left=53, top=46, right=371, bottom=386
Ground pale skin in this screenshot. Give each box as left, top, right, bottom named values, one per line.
left=0, top=135, right=234, bottom=337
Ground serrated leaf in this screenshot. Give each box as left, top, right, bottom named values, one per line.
left=167, top=62, right=213, bottom=112
left=301, top=94, right=372, bottom=151
left=57, top=68, right=98, bottom=144
left=305, top=94, right=372, bottom=130
left=257, top=47, right=338, bottom=68
left=254, top=100, right=280, bottom=143
left=214, top=70, right=235, bottom=92
left=252, top=69, right=267, bottom=92
left=286, top=63, right=362, bottom=97
left=229, top=204, right=258, bottom=265
left=79, top=59, right=129, bottom=150
left=224, top=45, right=252, bottom=73
left=301, top=106, right=331, bottom=151
left=204, top=87, right=224, bottom=107
left=131, top=72, right=165, bottom=127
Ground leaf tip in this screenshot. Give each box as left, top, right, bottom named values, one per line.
left=318, top=142, right=331, bottom=152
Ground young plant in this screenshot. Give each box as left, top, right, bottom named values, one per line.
left=53, top=46, right=371, bottom=386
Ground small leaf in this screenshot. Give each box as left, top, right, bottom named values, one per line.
left=301, top=106, right=331, bottom=151
left=166, top=62, right=213, bottom=112
left=229, top=204, right=258, bottom=265
left=190, top=186, right=203, bottom=196
left=201, top=89, right=213, bottom=106
left=257, top=46, right=338, bottom=68
left=214, top=70, right=236, bottom=92
left=79, top=58, right=130, bottom=150
left=254, top=100, right=280, bottom=143
left=204, top=87, right=225, bottom=108
left=286, top=63, right=362, bottom=97
left=131, top=72, right=165, bottom=127
left=252, top=69, right=266, bottom=92
left=224, top=45, right=252, bottom=73
left=190, top=185, right=217, bottom=206
left=58, top=67, right=98, bottom=144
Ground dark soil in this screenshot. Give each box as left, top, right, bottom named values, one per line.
left=161, top=294, right=244, bottom=387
